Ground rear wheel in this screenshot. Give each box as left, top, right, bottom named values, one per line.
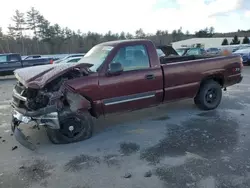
left=194, top=80, right=222, bottom=110
left=46, top=112, right=93, bottom=144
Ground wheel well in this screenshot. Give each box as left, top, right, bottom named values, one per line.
left=200, top=75, right=224, bottom=87
left=83, top=96, right=98, bottom=118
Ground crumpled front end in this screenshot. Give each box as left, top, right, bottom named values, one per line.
left=12, top=80, right=62, bottom=127
left=11, top=81, right=63, bottom=150
left=11, top=67, right=91, bottom=150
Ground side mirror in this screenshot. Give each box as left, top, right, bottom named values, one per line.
left=107, top=62, right=123, bottom=76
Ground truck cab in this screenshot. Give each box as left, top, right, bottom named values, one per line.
left=0, top=53, right=22, bottom=75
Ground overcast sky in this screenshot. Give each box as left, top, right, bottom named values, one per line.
left=0, top=0, right=249, bottom=35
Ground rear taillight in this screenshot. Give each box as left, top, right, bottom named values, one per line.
left=240, top=57, right=243, bottom=69
left=50, top=59, right=53, bottom=64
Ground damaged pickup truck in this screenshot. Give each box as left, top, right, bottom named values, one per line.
left=11, top=39, right=243, bottom=149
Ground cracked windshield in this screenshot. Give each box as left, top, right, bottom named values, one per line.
left=0, top=0, right=249, bottom=187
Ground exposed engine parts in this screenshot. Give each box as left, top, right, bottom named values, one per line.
left=12, top=68, right=90, bottom=113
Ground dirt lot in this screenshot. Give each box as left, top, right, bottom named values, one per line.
left=0, top=67, right=250, bottom=188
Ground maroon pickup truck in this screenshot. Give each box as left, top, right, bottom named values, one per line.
left=10, top=39, right=243, bottom=149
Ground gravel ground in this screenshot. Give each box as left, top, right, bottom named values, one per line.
left=0, top=67, right=250, bottom=188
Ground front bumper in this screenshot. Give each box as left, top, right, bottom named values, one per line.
left=11, top=104, right=60, bottom=129
left=11, top=105, right=60, bottom=150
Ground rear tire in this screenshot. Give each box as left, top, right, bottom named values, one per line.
left=194, top=80, right=222, bottom=110
left=46, top=112, right=93, bottom=144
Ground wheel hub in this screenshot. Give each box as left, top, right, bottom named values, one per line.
left=206, top=88, right=217, bottom=104
left=69, top=126, right=74, bottom=131
left=60, top=116, right=85, bottom=138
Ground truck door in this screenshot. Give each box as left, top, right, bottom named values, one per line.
left=0, top=54, right=21, bottom=75
left=99, top=44, right=163, bottom=114
left=7, top=54, right=22, bottom=72
left=0, top=55, right=9, bottom=75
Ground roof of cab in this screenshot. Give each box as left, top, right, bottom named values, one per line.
left=98, top=39, right=152, bottom=46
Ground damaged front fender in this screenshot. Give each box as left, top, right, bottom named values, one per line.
left=65, top=91, right=91, bottom=113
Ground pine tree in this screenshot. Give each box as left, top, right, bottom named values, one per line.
left=242, top=36, right=250, bottom=44
left=11, top=10, right=26, bottom=38
left=37, top=15, right=50, bottom=40
left=230, top=35, right=240, bottom=45
left=135, top=28, right=146, bottom=38
left=0, top=27, right=3, bottom=38
left=119, top=32, right=126, bottom=40
left=221, top=38, right=229, bottom=45
left=26, top=7, right=40, bottom=38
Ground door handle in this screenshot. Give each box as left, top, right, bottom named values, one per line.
left=145, top=74, right=155, bottom=80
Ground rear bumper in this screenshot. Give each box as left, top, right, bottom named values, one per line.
left=224, top=74, right=243, bottom=87
left=238, top=76, right=243, bottom=83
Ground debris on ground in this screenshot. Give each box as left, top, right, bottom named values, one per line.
left=103, top=154, right=120, bottom=167
left=64, top=154, right=100, bottom=172
left=123, top=172, right=132, bottom=178
left=2, top=140, right=5, bottom=142
left=119, top=142, right=140, bottom=156
left=10, top=133, right=13, bottom=136
left=17, top=159, right=54, bottom=183
left=19, top=165, right=25, bottom=169
left=40, top=180, right=48, bottom=187
left=144, top=171, right=152, bottom=177
left=11, top=146, right=18, bottom=151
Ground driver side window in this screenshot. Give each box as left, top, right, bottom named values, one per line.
left=111, top=45, right=150, bottom=71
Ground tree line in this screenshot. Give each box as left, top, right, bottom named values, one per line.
left=221, top=35, right=250, bottom=45
left=0, top=7, right=250, bottom=55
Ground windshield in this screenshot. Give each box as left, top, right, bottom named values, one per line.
left=78, top=45, right=114, bottom=72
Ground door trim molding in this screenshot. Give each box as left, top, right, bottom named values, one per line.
left=103, top=91, right=155, bottom=106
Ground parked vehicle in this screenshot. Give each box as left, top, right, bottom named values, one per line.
left=176, top=47, right=190, bottom=56
left=206, top=48, right=221, bottom=55
left=53, top=53, right=85, bottom=64
left=22, top=55, right=43, bottom=60
left=238, top=45, right=250, bottom=50
left=0, top=53, right=53, bottom=76
left=233, top=48, right=250, bottom=65
left=156, top=45, right=179, bottom=57
left=56, top=57, right=82, bottom=64
left=10, top=39, right=243, bottom=149
left=185, top=47, right=207, bottom=56
left=175, top=47, right=207, bottom=56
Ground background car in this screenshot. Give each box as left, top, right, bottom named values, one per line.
left=233, top=48, right=250, bottom=65
left=57, top=56, right=82, bottom=64
left=53, top=53, right=85, bottom=64
left=175, top=47, right=190, bottom=56
left=206, top=47, right=221, bottom=55
left=184, top=47, right=207, bottom=56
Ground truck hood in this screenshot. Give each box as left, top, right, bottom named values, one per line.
left=14, top=63, right=91, bottom=89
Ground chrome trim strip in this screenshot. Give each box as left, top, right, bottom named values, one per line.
left=13, top=89, right=27, bottom=101
left=104, top=94, right=155, bottom=106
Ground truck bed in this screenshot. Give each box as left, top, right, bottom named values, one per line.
left=159, top=54, right=220, bottom=64
left=161, top=55, right=242, bottom=102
